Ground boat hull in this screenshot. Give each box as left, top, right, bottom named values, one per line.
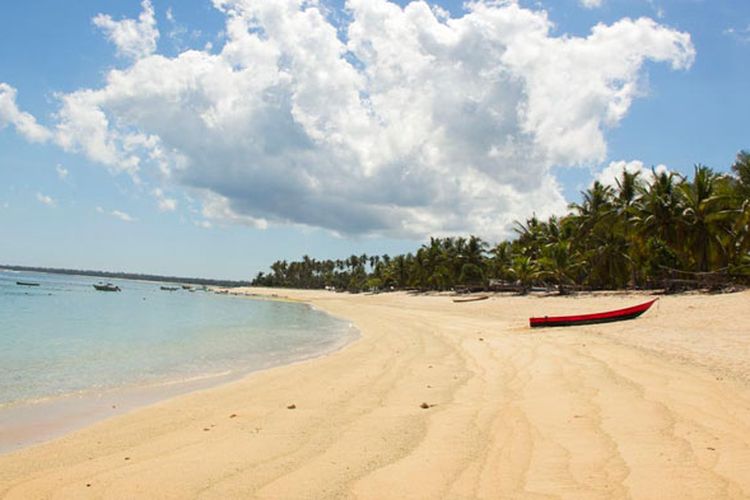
left=529, top=298, right=657, bottom=328
left=453, top=295, right=489, bottom=303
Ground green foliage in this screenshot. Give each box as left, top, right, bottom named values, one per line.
left=643, top=237, right=681, bottom=283
left=732, top=150, right=750, bottom=198
left=539, top=241, right=581, bottom=294
left=459, top=263, right=485, bottom=286
left=509, top=255, right=540, bottom=294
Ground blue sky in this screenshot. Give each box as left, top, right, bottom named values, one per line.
left=1, top=0, right=748, bottom=279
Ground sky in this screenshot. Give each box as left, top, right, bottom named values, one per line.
left=1, top=0, right=748, bottom=280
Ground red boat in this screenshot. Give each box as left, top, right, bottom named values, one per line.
left=529, top=298, right=658, bottom=328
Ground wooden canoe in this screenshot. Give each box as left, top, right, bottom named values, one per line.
left=453, top=295, right=489, bottom=303
left=529, top=298, right=657, bottom=328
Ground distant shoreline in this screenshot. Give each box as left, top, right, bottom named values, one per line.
left=0, top=264, right=251, bottom=288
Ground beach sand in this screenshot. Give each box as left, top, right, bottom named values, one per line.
left=1, top=289, right=750, bottom=499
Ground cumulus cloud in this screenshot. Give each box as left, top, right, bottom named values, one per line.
left=594, top=159, right=670, bottom=188
left=3, top=0, right=695, bottom=239
left=93, top=0, right=159, bottom=60
left=0, top=83, right=52, bottom=143
left=36, top=192, right=56, bottom=207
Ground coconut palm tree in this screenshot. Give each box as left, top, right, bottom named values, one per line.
left=614, top=170, right=645, bottom=286
left=489, top=241, right=513, bottom=280
left=731, top=150, right=750, bottom=198
left=678, top=165, right=729, bottom=272
left=635, top=169, right=684, bottom=267
left=509, top=255, right=540, bottom=294
left=539, top=240, right=582, bottom=294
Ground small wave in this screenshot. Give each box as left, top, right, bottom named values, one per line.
left=141, top=370, right=235, bottom=388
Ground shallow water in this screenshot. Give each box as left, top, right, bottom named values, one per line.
left=0, top=270, right=356, bottom=409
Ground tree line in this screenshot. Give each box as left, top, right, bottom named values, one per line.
left=0, top=265, right=252, bottom=288
left=252, top=151, right=750, bottom=294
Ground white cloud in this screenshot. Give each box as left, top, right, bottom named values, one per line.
left=93, top=0, right=159, bottom=60
left=580, top=0, right=603, bottom=8
left=97, top=206, right=136, bottom=222
left=646, top=0, right=666, bottom=20
left=55, top=164, right=69, bottom=180
left=594, top=159, right=670, bottom=188
left=200, top=191, right=268, bottom=229
left=3, top=0, right=695, bottom=240
left=724, top=24, right=750, bottom=44
left=110, top=209, right=136, bottom=222
left=153, top=187, right=177, bottom=211
left=36, top=192, right=56, bottom=207
left=0, top=83, right=52, bottom=143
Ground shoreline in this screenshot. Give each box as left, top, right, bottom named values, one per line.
left=2, top=288, right=750, bottom=498
left=0, top=291, right=358, bottom=455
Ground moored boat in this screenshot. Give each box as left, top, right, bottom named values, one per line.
left=529, top=298, right=657, bottom=328
left=453, top=295, right=489, bottom=303
left=16, top=281, right=40, bottom=286
left=93, top=283, right=121, bottom=292
left=160, top=286, right=179, bottom=291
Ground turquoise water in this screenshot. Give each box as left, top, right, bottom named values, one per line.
left=0, top=270, right=356, bottom=408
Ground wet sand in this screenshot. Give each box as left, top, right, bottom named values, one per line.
left=1, top=289, right=749, bottom=499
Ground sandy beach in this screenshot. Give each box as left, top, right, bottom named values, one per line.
left=1, top=289, right=750, bottom=499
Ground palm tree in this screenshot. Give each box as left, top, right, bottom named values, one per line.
left=614, top=169, right=644, bottom=286
left=678, top=165, right=728, bottom=271
left=731, top=150, right=750, bottom=198
left=514, top=215, right=545, bottom=259
left=727, top=199, right=750, bottom=273
left=489, top=241, right=513, bottom=280
left=570, top=181, right=632, bottom=288
left=539, top=240, right=581, bottom=294
left=570, top=181, right=615, bottom=235
left=509, top=255, right=540, bottom=294
left=627, top=168, right=683, bottom=285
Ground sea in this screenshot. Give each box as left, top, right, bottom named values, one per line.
left=0, top=269, right=358, bottom=452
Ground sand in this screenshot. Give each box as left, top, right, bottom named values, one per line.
left=1, top=289, right=750, bottom=499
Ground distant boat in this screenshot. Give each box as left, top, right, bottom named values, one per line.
left=16, top=281, right=40, bottom=287
left=453, top=295, right=489, bottom=303
left=181, top=285, right=192, bottom=290
left=93, top=283, right=121, bottom=292
left=529, top=298, right=657, bottom=328
left=160, top=286, right=179, bottom=291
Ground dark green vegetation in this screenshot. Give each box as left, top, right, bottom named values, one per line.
left=253, top=152, right=750, bottom=294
